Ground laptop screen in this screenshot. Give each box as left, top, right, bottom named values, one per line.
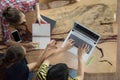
left=74, top=23, right=100, bottom=42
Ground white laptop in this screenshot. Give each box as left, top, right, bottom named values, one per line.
left=62, top=22, right=101, bottom=62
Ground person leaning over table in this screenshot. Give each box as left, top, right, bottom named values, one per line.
left=0, top=0, right=47, bottom=49
left=36, top=39, right=90, bottom=80
left=0, top=39, right=70, bottom=80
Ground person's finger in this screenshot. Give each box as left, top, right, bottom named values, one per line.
left=81, top=43, right=85, bottom=48
left=42, top=19, right=48, bottom=23
left=78, top=46, right=81, bottom=52
left=26, top=43, right=32, bottom=47
left=71, top=39, right=75, bottom=44
left=33, top=42, right=39, bottom=45
left=84, top=44, right=88, bottom=49
left=41, top=19, right=48, bottom=24
left=50, top=40, right=56, bottom=44
left=48, top=40, right=57, bottom=48
left=69, top=39, right=74, bottom=43
left=68, top=41, right=74, bottom=47
left=78, top=46, right=82, bottom=56
left=86, top=45, right=90, bottom=52
left=67, top=39, right=70, bottom=42
left=37, top=18, right=41, bottom=24
left=71, top=41, right=75, bottom=46
left=78, top=46, right=80, bottom=51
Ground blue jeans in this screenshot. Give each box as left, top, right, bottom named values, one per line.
left=28, top=72, right=34, bottom=80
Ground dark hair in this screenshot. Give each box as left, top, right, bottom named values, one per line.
left=46, top=63, right=69, bottom=80
left=0, top=53, right=6, bottom=80
left=3, top=7, right=21, bottom=25
left=5, top=45, right=25, bottom=63
left=0, top=45, right=25, bottom=79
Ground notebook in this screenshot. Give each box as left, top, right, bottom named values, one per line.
left=62, top=22, right=101, bottom=62
left=32, top=23, right=50, bottom=49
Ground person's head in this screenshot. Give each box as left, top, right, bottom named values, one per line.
left=5, top=45, right=26, bottom=64
left=46, top=63, right=69, bottom=80
left=3, top=7, right=26, bottom=26
left=0, top=45, right=26, bottom=79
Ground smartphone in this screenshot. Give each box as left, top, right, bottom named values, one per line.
left=11, top=30, right=22, bottom=42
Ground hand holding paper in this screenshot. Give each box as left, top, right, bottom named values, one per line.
left=32, top=23, right=50, bottom=49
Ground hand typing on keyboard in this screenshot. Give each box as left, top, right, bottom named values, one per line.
left=62, top=39, right=75, bottom=51
left=58, top=39, right=75, bottom=52
left=69, top=34, right=92, bottom=54
left=78, top=44, right=90, bottom=58
left=77, top=44, right=90, bottom=80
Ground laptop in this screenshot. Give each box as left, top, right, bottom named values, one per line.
left=41, top=15, right=56, bottom=31
left=62, top=22, right=101, bottom=62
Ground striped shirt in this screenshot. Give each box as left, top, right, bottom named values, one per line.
left=36, top=64, right=78, bottom=80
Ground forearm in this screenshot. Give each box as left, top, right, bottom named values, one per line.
left=6, top=40, right=28, bottom=47
left=26, top=43, right=52, bottom=72
left=54, top=47, right=67, bottom=54
left=31, top=53, right=50, bottom=71
left=6, top=40, right=21, bottom=46
left=36, top=45, right=68, bottom=67
left=77, top=57, right=84, bottom=80
left=27, top=62, right=38, bottom=72
left=36, top=45, right=50, bottom=68
left=27, top=47, right=50, bottom=71
left=27, top=61, right=48, bottom=72
left=35, top=3, right=40, bottom=18
left=44, top=48, right=66, bottom=64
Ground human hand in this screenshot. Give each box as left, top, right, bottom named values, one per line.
left=44, top=40, right=57, bottom=58
left=60, top=39, right=75, bottom=52
left=46, top=40, right=57, bottom=50
left=32, top=43, right=40, bottom=50
left=78, top=44, right=89, bottom=58
left=43, top=39, right=74, bottom=63
left=37, top=15, right=47, bottom=24
left=24, top=42, right=39, bottom=51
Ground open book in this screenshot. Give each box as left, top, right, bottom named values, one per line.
left=32, top=23, right=50, bottom=49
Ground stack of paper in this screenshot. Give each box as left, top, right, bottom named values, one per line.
left=32, top=23, right=50, bottom=49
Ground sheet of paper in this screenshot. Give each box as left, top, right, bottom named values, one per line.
left=32, top=37, right=50, bottom=49
left=32, top=23, right=50, bottom=36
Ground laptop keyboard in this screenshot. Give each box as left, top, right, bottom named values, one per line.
left=68, top=34, right=93, bottom=54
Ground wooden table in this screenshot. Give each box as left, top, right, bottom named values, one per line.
left=0, top=0, right=117, bottom=74
left=39, top=0, right=117, bottom=73
left=26, top=0, right=117, bottom=73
